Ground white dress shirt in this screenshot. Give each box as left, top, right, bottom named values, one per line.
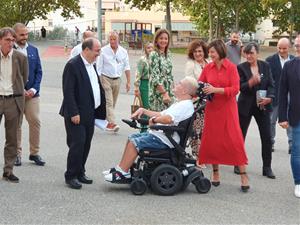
left=69, top=43, right=82, bottom=60
left=80, top=55, right=101, bottom=109
left=14, top=42, right=28, bottom=56
left=279, top=54, right=291, bottom=68
left=97, top=44, right=130, bottom=78
left=0, top=49, right=14, bottom=95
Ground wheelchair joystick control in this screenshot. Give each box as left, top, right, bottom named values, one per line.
left=182, top=169, right=189, bottom=176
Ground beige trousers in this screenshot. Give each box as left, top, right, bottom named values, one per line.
left=0, top=97, right=21, bottom=174
left=100, top=75, right=121, bottom=124
left=17, top=97, right=40, bottom=156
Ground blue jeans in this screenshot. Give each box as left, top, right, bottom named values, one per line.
left=291, top=121, right=300, bottom=185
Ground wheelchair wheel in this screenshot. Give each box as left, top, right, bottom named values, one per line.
left=130, top=178, right=147, bottom=195
left=193, top=176, right=211, bottom=194
left=150, top=164, right=183, bottom=196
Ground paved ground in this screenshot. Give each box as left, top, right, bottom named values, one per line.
left=0, top=41, right=299, bottom=224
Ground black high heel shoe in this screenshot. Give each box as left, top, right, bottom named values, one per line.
left=240, top=172, right=250, bottom=193
left=211, top=169, right=220, bottom=187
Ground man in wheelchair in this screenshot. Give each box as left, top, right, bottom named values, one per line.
left=103, top=76, right=198, bottom=183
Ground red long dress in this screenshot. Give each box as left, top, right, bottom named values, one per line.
left=198, top=59, right=248, bottom=166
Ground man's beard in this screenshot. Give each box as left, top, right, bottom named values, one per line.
left=18, top=39, right=27, bottom=46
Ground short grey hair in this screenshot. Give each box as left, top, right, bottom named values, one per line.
left=13, top=23, right=26, bottom=31
left=0, top=27, right=16, bottom=39
left=182, top=76, right=198, bottom=96
left=108, top=31, right=119, bottom=40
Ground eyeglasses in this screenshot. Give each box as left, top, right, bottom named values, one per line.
left=294, top=44, right=300, bottom=49
left=3, top=38, right=15, bottom=42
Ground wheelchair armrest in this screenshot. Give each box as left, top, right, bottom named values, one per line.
left=149, top=125, right=185, bottom=133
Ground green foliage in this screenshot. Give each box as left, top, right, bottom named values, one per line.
left=47, top=26, right=68, bottom=40
left=180, top=0, right=267, bottom=39
left=262, top=0, right=300, bottom=37
left=125, top=0, right=179, bottom=45
left=0, top=0, right=82, bottom=27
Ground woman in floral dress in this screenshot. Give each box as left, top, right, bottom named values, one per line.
left=149, top=29, right=174, bottom=111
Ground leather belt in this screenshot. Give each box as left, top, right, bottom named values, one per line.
left=101, top=74, right=120, bottom=80
left=0, top=94, right=23, bottom=99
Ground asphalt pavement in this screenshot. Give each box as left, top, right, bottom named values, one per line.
left=0, top=41, right=299, bottom=225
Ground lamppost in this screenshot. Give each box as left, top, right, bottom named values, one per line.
left=98, top=0, right=102, bottom=44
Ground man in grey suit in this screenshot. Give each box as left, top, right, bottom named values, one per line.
left=266, top=38, right=294, bottom=153
left=0, top=27, right=28, bottom=183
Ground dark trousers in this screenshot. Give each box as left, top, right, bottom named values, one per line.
left=239, top=106, right=272, bottom=167
left=64, top=118, right=94, bottom=181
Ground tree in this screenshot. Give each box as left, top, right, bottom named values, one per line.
left=0, top=0, right=82, bottom=27
left=262, top=0, right=300, bottom=40
left=124, top=0, right=177, bottom=46
left=180, top=0, right=266, bottom=40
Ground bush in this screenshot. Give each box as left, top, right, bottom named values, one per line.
left=47, top=26, right=68, bottom=40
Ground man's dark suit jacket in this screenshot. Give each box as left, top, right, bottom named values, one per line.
left=59, top=55, right=106, bottom=124
left=278, top=57, right=300, bottom=126
left=265, top=53, right=294, bottom=106
left=237, top=60, right=275, bottom=116
left=26, top=44, right=43, bottom=97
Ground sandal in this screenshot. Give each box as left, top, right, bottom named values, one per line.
left=211, top=169, right=220, bottom=187
left=240, top=172, right=250, bottom=193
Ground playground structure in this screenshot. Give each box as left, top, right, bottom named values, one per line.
left=122, top=21, right=153, bottom=49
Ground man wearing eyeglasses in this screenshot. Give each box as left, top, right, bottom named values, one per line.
left=278, top=35, right=300, bottom=198
left=0, top=27, right=28, bottom=183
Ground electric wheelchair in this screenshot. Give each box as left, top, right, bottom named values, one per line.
left=111, top=82, right=211, bottom=196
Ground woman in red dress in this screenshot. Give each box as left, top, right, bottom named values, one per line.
left=198, top=39, right=249, bottom=192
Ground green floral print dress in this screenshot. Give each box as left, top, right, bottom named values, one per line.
left=149, top=50, right=174, bottom=111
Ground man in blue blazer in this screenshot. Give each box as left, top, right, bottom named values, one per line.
left=13, top=23, right=45, bottom=166
left=59, top=38, right=106, bottom=189
left=266, top=38, right=294, bottom=153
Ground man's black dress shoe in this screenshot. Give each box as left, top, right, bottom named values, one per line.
left=14, top=156, right=22, bottom=166
left=262, top=167, right=276, bottom=179
left=29, top=155, right=45, bottom=166
left=65, top=178, right=82, bottom=189
left=3, top=172, right=19, bottom=183
left=78, top=174, right=93, bottom=184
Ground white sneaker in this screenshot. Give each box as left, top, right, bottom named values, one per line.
left=295, top=185, right=300, bottom=198
left=104, top=170, right=131, bottom=182
left=102, top=167, right=116, bottom=175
